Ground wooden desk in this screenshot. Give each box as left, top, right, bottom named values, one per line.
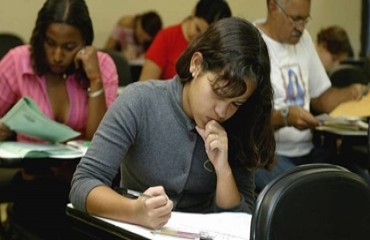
left=314, top=117, right=370, bottom=170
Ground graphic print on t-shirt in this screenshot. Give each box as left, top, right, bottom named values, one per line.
left=281, top=64, right=305, bottom=106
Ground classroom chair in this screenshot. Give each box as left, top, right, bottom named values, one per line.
left=0, top=33, right=24, bottom=60
left=330, top=63, right=369, bottom=87
left=250, top=163, right=370, bottom=240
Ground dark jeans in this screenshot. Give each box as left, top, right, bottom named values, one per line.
left=255, top=147, right=334, bottom=191
left=255, top=144, right=370, bottom=192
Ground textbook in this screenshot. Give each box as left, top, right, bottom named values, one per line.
left=315, top=113, right=368, bottom=136
left=1, top=97, right=80, bottom=143
left=0, top=141, right=86, bottom=159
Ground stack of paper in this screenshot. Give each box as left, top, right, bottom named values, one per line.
left=315, top=114, right=368, bottom=136
left=67, top=203, right=251, bottom=240
left=0, top=142, right=85, bottom=159
left=0, top=97, right=85, bottom=159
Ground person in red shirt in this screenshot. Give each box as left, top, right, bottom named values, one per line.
left=139, top=0, right=231, bottom=81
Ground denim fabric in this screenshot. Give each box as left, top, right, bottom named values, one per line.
left=255, top=147, right=333, bottom=191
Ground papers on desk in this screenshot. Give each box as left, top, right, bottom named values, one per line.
left=0, top=141, right=86, bottom=159
left=67, top=203, right=251, bottom=240
left=154, top=211, right=250, bottom=240
left=315, top=114, right=368, bottom=136
left=1, top=97, right=80, bottom=143
left=330, top=93, right=370, bottom=118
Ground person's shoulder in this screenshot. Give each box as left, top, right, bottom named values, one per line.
left=131, top=79, right=169, bottom=90
left=118, top=80, right=167, bottom=103
left=97, top=50, right=115, bottom=65
left=302, top=29, right=312, bottom=38
left=126, top=79, right=172, bottom=95
left=1, top=45, right=32, bottom=71
left=6, top=44, right=30, bottom=58
left=300, top=29, right=314, bottom=44
left=158, top=23, right=182, bottom=36
left=117, top=15, right=134, bottom=28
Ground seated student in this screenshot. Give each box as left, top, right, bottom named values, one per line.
left=0, top=0, right=118, bottom=237
left=254, top=0, right=368, bottom=192
left=70, top=17, right=276, bottom=230
left=316, top=25, right=354, bottom=75
left=139, top=0, right=231, bottom=81
left=316, top=25, right=369, bottom=86
left=104, top=11, right=162, bottom=61
left=313, top=25, right=357, bottom=128
left=316, top=25, right=370, bottom=184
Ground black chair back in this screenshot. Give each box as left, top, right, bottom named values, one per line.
left=0, top=33, right=24, bottom=59
left=330, top=64, right=369, bottom=87
left=250, top=163, right=370, bottom=240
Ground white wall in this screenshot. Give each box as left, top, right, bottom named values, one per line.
left=0, top=0, right=362, bottom=56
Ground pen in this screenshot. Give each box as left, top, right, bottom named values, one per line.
left=151, top=228, right=213, bottom=240
left=114, top=187, right=152, bottom=199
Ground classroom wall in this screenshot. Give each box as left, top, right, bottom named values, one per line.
left=0, top=0, right=363, bottom=57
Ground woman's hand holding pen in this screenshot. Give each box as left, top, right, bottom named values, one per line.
left=196, top=120, right=230, bottom=175
left=134, top=186, right=173, bottom=230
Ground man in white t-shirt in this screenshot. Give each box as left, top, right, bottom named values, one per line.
left=254, top=0, right=367, bottom=190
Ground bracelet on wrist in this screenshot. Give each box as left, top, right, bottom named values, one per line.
left=87, top=87, right=104, bottom=98
left=280, top=107, right=289, bottom=126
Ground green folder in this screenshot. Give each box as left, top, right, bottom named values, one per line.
left=1, top=97, right=81, bottom=143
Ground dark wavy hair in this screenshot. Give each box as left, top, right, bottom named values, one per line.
left=194, top=0, right=232, bottom=24
left=30, top=0, right=93, bottom=82
left=138, top=11, right=162, bottom=51
left=176, top=17, right=275, bottom=170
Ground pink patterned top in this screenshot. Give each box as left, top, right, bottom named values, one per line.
left=0, top=45, right=118, bottom=142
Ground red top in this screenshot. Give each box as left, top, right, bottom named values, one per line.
left=145, top=24, right=188, bottom=80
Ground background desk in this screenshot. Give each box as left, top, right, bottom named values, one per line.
left=315, top=117, right=370, bottom=170
left=0, top=156, right=80, bottom=169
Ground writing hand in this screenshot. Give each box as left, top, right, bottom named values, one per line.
left=196, top=120, right=230, bottom=174
left=135, top=186, right=173, bottom=229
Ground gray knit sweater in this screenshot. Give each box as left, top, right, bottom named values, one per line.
left=70, top=76, right=255, bottom=213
